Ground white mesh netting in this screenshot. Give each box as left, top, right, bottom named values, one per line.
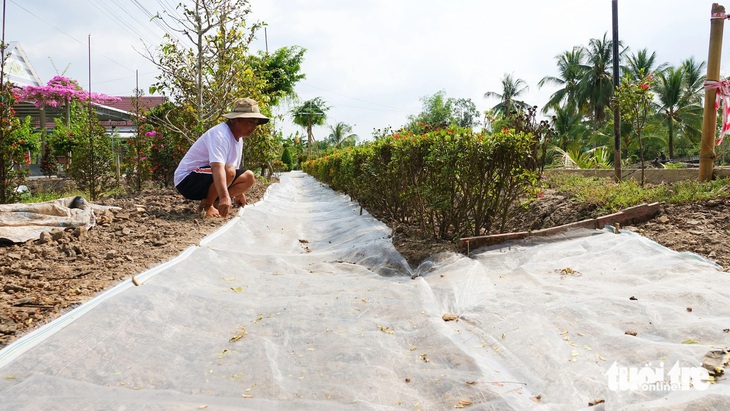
left=1, top=171, right=729, bottom=410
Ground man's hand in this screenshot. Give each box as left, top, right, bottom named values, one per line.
left=234, top=193, right=247, bottom=207
left=217, top=196, right=232, bottom=218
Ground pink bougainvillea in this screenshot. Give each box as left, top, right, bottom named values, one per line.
left=17, top=75, right=120, bottom=108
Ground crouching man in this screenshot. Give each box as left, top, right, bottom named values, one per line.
left=173, top=98, right=269, bottom=218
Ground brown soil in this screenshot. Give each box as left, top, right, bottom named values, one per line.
left=1, top=182, right=728, bottom=349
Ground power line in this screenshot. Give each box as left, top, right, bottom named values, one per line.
left=86, top=0, right=152, bottom=44
left=8, top=0, right=137, bottom=73
left=300, top=81, right=412, bottom=113
left=97, top=0, right=162, bottom=45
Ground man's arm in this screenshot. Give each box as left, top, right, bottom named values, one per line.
left=210, top=162, right=232, bottom=217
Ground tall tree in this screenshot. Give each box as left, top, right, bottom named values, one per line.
left=451, top=98, right=480, bottom=128
left=551, top=105, right=589, bottom=151
left=146, top=0, right=266, bottom=142
left=653, top=65, right=703, bottom=158
left=625, top=48, right=667, bottom=81
left=538, top=47, right=586, bottom=114
left=291, top=97, right=329, bottom=156
left=578, top=33, right=619, bottom=125
left=681, top=57, right=707, bottom=103
left=248, top=46, right=307, bottom=107
left=326, top=122, right=358, bottom=147
left=484, top=73, right=530, bottom=116
left=404, top=91, right=480, bottom=133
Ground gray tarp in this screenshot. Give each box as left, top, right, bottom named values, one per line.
left=0, top=196, right=118, bottom=243
left=0, top=171, right=729, bottom=410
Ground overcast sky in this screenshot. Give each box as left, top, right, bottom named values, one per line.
left=5, top=1, right=728, bottom=141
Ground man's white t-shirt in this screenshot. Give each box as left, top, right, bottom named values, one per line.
left=173, top=122, right=243, bottom=187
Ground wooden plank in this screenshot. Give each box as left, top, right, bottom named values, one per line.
left=459, top=202, right=663, bottom=252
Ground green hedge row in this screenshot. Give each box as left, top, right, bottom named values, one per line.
left=302, top=127, right=542, bottom=241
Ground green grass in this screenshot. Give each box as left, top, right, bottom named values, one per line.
left=19, top=186, right=128, bottom=204
left=544, top=173, right=730, bottom=214
left=20, top=190, right=87, bottom=204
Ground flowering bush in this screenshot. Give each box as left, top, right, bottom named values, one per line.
left=18, top=75, right=120, bottom=108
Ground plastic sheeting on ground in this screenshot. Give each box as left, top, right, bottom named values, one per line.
left=0, top=196, right=118, bottom=243
left=0, top=171, right=729, bottom=410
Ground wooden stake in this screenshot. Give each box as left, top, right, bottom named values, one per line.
left=699, top=3, right=726, bottom=181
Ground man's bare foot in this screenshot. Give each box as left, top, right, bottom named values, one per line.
left=199, top=202, right=222, bottom=218
left=204, top=206, right=222, bottom=218
left=234, top=193, right=246, bottom=207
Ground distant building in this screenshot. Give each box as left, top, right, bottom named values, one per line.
left=4, top=42, right=43, bottom=87
left=100, top=96, right=167, bottom=138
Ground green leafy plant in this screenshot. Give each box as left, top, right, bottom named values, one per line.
left=0, top=80, right=26, bottom=203
left=67, top=106, right=118, bottom=201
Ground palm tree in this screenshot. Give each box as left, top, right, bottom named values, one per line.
left=551, top=105, right=589, bottom=151
left=291, top=97, right=329, bottom=156
left=654, top=65, right=703, bottom=158
left=484, top=73, right=530, bottom=116
left=538, top=47, right=586, bottom=113
left=578, top=33, right=620, bottom=125
left=681, top=57, right=707, bottom=103
left=326, top=122, right=358, bottom=147
left=625, top=48, right=667, bottom=81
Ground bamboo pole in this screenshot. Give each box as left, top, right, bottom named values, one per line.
left=699, top=3, right=726, bottom=181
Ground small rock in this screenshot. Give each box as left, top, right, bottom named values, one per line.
left=114, top=211, right=131, bottom=220
left=38, top=231, right=53, bottom=244
left=51, top=230, right=66, bottom=241
left=105, top=250, right=118, bottom=260
left=73, top=227, right=88, bottom=239
left=3, top=284, right=27, bottom=293
left=657, top=215, right=670, bottom=224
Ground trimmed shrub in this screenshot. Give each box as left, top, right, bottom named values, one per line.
left=303, top=126, right=541, bottom=240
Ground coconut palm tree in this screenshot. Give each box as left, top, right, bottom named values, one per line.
left=654, top=65, right=703, bottom=158
left=551, top=105, right=589, bottom=151
left=538, top=47, right=586, bottom=114
left=483, top=73, right=530, bottom=116
left=681, top=57, right=707, bottom=103
left=625, top=48, right=667, bottom=81
left=326, top=122, right=358, bottom=148
left=291, top=97, right=329, bottom=156
left=578, top=33, right=621, bottom=125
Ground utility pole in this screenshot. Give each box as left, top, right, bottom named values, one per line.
left=699, top=3, right=726, bottom=181
left=612, top=0, right=622, bottom=182
left=0, top=0, right=6, bottom=203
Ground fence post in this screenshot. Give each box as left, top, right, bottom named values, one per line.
left=699, top=3, right=726, bottom=181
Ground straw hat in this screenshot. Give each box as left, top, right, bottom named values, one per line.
left=222, top=98, right=269, bottom=124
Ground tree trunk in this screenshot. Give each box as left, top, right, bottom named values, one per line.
left=668, top=112, right=675, bottom=159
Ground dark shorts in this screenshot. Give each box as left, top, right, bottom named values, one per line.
left=176, top=166, right=247, bottom=200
